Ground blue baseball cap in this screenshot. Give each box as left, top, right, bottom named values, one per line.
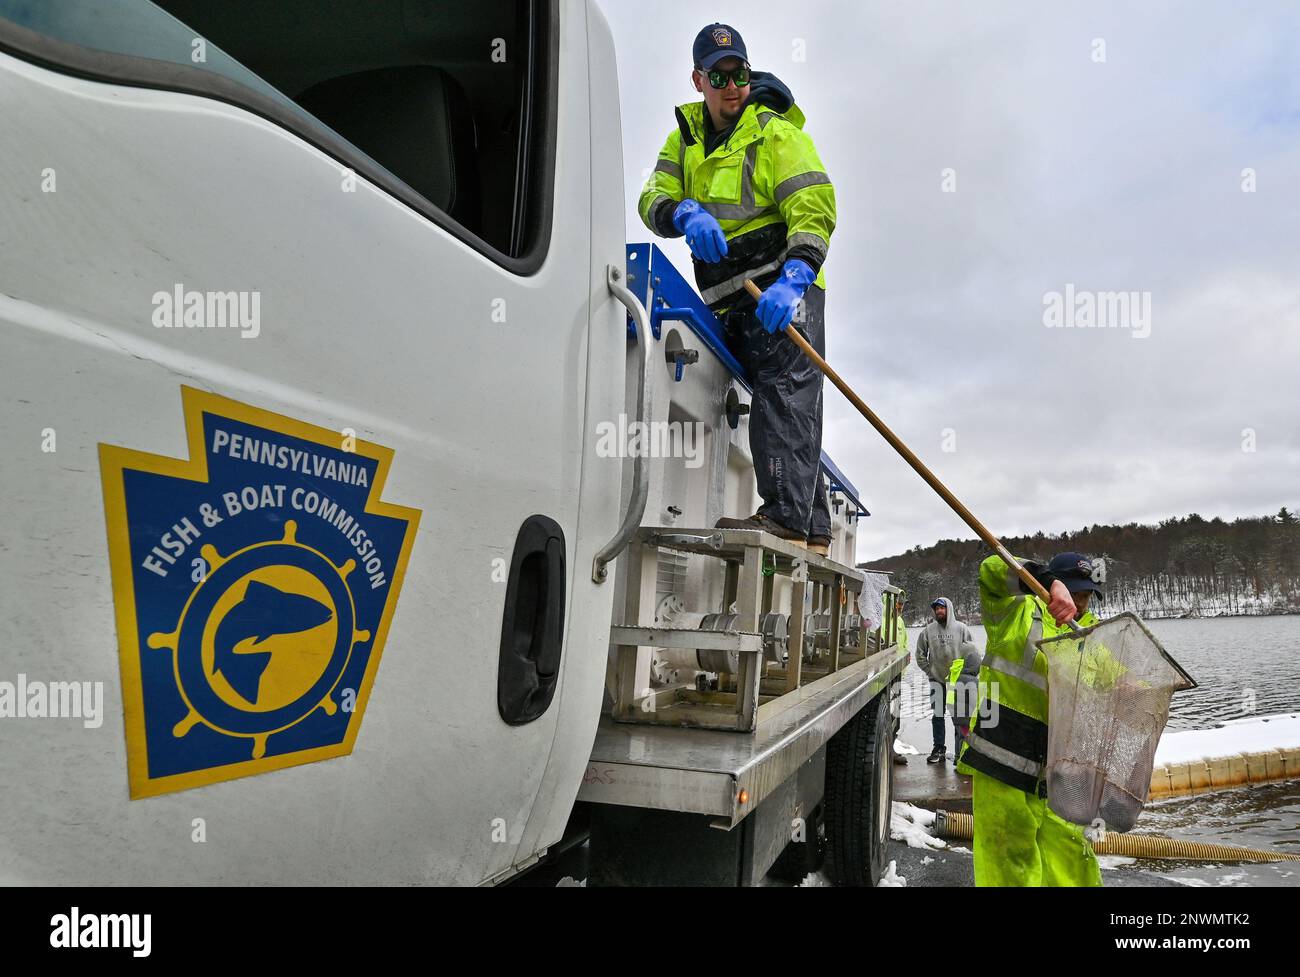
left=1048, top=552, right=1104, bottom=594
left=693, top=23, right=748, bottom=70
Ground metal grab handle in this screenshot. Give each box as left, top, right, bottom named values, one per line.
left=593, top=265, right=652, bottom=583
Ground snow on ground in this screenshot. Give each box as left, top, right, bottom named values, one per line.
left=1155, top=712, right=1300, bottom=765
left=1106, top=594, right=1298, bottom=618
left=1163, top=869, right=1263, bottom=888
left=876, top=860, right=907, bottom=887
left=894, top=738, right=921, bottom=756
left=894, top=802, right=936, bottom=827
left=1096, top=855, right=1137, bottom=870
left=890, top=802, right=947, bottom=850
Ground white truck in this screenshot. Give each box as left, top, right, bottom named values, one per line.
left=0, top=0, right=907, bottom=886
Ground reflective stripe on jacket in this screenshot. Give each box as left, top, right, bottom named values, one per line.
left=638, top=98, right=835, bottom=313
left=957, top=555, right=1098, bottom=795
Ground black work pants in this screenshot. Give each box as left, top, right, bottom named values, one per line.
left=722, top=284, right=831, bottom=539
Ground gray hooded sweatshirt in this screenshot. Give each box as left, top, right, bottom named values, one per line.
left=915, top=598, right=974, bottom=683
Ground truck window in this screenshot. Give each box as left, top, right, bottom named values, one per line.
left=0, top=0, right=556, bottom=271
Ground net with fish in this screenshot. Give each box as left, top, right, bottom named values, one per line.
left=1038, top=612, right=1195, bottom=832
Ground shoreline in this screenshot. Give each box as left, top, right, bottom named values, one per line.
left=900, top=610, right=1300, bottom=628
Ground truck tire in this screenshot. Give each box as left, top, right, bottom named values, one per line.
left=823, top=688, right=893, bottom=886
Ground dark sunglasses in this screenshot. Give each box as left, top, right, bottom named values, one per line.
left=703, top=65, right=751, bottom=89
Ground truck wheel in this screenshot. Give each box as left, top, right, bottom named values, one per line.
left=824, top=689, right=893, bottom=886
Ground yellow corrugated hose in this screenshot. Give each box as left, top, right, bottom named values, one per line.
left=935, top=810, right=1300, bottom=862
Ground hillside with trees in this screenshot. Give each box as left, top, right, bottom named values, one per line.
left=867, top=508, right=1300, bottom=625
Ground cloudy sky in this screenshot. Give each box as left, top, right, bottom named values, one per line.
left=595, top=0, right=1300, bottom=562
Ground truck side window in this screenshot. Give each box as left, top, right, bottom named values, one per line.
left=0, top=0, right=295, bottom=105
left=0, top=0, right=555, bottom=270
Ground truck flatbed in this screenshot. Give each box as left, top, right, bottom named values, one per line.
left=579, top=642, right=908, bottom=828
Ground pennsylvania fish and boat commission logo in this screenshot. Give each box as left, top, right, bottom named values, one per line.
left=99, top=387, right=420, bottom=798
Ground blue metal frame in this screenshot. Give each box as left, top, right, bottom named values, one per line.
left=625, top=243, right=870, bottom=520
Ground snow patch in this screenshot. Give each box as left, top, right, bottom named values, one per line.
left=1155, top=713, right=1300, bottom=766
left=1096, top=855, right=1137, bottom=870
left=894, top=739, right=921, bottom=756
left=895, top=802, right=936, bottom=826
left=890, top=802, right=946, bottom=850
left=876, top=860, right=907, bottom=887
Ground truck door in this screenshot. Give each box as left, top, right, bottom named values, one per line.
left=0, top=0, right=622, bottom=884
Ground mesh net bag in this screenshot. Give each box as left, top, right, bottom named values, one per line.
left=856, top=571, right=890, bottom=634
left=1038, top=612, right=1195, bottom=832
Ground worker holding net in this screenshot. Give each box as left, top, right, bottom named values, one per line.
left=734, top=267, right=1197, bottom=885
left=956, top=553, right=1106, bottom=886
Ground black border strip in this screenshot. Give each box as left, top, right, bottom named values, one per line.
left=0, top=1, right=559, bottom=277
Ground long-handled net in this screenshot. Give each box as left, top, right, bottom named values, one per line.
left=1039, top=613, right=1196, bottom=831
left=737, top=278, right=1199, bottom=833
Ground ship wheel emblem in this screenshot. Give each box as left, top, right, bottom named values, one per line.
left=146, top=520, right=369, bottom=759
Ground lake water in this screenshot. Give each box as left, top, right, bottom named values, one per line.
left=1143, top=617, right=1300, bottom=729
left=902, top=614, right=1299, bottom=886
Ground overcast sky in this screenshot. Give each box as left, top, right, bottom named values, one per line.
left=595, top=0, right=1300, bottom=562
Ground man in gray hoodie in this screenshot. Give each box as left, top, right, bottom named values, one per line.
left=915, top=598, right=974, bottom=763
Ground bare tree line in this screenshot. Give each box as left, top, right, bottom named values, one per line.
left=872, top=509, right=1300, bottom=624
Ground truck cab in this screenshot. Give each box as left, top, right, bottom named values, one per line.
left=0, top=0, right=906, bottom=886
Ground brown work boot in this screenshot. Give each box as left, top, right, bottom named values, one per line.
left=715, top=512, right=807, bottom=547
left=806, top=534, right=831, bottom=556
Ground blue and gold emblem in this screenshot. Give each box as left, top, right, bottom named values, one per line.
left=100, top=387, right=420, bottom=797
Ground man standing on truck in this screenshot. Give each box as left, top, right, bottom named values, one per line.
left=638, top=23, right=837, bottom=554
left=956, top=552, right=1104, bottom=886
left=915, top=597, right=972, bottom=763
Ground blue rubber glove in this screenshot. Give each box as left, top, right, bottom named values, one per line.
left=672, top=199, right=728, bottom=263
left=755, top=259, right=816, bottom=333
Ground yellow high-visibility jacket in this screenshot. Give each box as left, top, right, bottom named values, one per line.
left=639, top=95, right=835, bottom=314
left=957, top=555, right=1099, bottom=795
